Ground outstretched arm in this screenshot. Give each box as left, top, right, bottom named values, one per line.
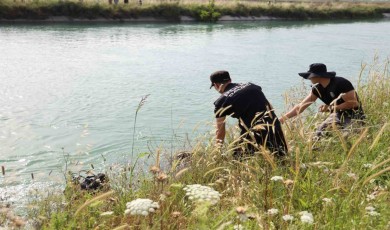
left=280, top=92, right=317, bottom=123
left=332, top=90, right=359, bottom=111
left=216, top=117, right=226, bottom=144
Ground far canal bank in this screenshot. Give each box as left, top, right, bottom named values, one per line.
left=1, top=1, right=390, bottom=23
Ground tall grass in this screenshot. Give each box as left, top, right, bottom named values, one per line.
left=11, top=60, right=390, bottom=229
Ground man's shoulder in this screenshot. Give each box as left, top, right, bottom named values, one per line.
left=224, top=82, right=258, bottom=95
left=214, top=82, right=262, bottom=106
left=332, top=76, right=354, bottom=89
left=333, top=76, right=351, bottom=84
left=248, top=82, right=262, bottom=90
left=213, top=94, right=227, bottom=107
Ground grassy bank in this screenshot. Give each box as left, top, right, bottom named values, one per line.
left=0, top=1, right=390, bottom=22
left=2, top=60, right=386, bottom=229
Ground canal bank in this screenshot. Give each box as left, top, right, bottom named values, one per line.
left=1, top=1, right=390, bottom=23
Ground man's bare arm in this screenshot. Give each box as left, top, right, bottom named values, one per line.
left=280, top=92, right=317, bottom=123
left=216, top=117, right=226, bottom=144
left=332, top=90, right=360, bottom=111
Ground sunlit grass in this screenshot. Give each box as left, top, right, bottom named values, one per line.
left=5, top=59, right=384, bottom=229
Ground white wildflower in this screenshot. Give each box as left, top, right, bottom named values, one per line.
left=159, top=194, right=167, bottom=201
left=363, top=163, right=373, bottom=169
left=367, top=211, right=380, bottom=216
left=124, top=198, right=159, bottom=216
left=366, top=194, right=376, bottom=201
left=282, top=214, right=294, bottom=221
left=124, top=209, right=131, bottom=215
left=347, top=173, right=358, bottom=180
left=322, top=198, right=332, bottom=203
left=233, top=224, right=244, bottom=230
left=270, top=176, right=283, bottom=182
left=365, top=206, right=380, bottom=216
left=267, top=208, right=279, bottom=216
left=383, top=102, right=389, bottom=107
left=299, top=211, right=314, bottom=224
left=183, top=184, right=221, bottom=205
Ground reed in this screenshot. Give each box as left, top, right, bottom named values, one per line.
left=74, top=190, right=115, bottom=216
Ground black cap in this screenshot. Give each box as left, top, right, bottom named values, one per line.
left=209, top=70, right=231, bottom=89
left=298, top=63, right=336, bottom=79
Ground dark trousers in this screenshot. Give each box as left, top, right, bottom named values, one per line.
left=316, top=112, right=365, bottom=138
left=234, top=118, right=288, bottom=158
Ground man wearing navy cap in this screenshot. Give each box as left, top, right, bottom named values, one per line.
left=279, top=63, right=365, bottom=138
left=210, top=70, right=287, bottom=158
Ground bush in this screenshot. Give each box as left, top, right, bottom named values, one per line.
left=197, top=0, right=221, bottom=22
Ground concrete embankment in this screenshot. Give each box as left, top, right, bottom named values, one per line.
left=0, top=15, right=285, bottom=23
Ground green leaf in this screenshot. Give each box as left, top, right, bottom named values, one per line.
left=299, top=198, right=308, bottom=208
left=137, top=152, right=149, bottom=158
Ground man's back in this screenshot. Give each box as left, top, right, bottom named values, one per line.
left=214, top=82, right=271, bottom=128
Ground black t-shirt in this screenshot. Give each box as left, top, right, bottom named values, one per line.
left=311, top=76, right=364, bottom=118
left=311, top=76, right=354, bottom=105
left=214, top=83, right=272, bottom=129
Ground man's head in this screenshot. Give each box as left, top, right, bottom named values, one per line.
left=299, top=63, right=336, bottom=84
left=210, top=70, right=231, bottom=92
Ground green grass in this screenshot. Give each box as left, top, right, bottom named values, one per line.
left=0, top=1, right=390, bottom=21
left=15, top=59, right=390, bottom=229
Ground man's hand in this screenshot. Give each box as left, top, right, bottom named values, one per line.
left=318, top=105, right=330, bottom=112
left=214, top=140, right=223, bottom=152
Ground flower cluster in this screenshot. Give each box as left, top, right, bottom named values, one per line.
left=124, top=199, right=159, bottom=216
left=183, top=184, right=221, bottom=205
left=233, top=224, right=244, bottom=230
left=270, top=176, right=294, bottom=187
left=346, top=173, right=358, bottom=180
left=267, top=208, right=279, bottom=216
left=365, top=206, right=380, bottom=216
left=366, top=194, right=376, bottom=201
left=363, top=163, right=373, bottom=169
left=282, top=214, right=294, bottom=222
left=270, top=176, right=283, bottom=182
left=299, top=211, right=314, bottom=224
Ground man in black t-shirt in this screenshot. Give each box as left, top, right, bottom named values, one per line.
left=279, top=63, right=365, bottom=138
left=210, top=70, right=287, bottom=157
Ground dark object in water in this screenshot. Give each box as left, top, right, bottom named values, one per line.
left=80, top=173, right=106, bottom=190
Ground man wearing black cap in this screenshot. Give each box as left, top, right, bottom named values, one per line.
left=210, top=70, right=287, bottom=158
left=279, top=63, right=365, bottom=138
